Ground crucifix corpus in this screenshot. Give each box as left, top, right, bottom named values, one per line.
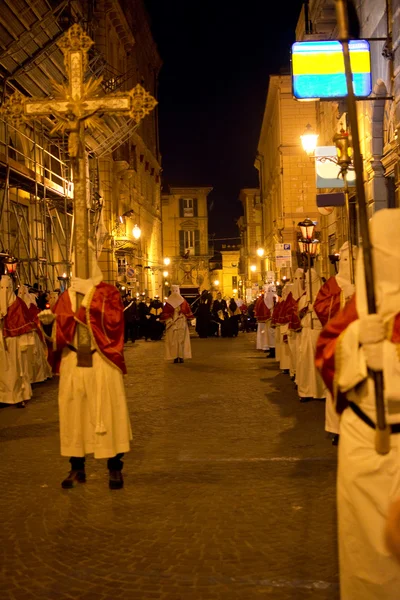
left=1, top=24, right=157, bottom=367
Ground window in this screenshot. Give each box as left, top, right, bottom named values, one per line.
left=118, top=257, right=127, bottom=275
left=179, top=197, right=198, bottom=217
left=184, top=230, right=195, bottom=252
left=232, top=276, right=238, bottom=288
left=183, top=198, right=193, bottom=217
left=179, top=230, right=201, bottom=256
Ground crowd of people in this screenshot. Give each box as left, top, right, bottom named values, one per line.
left=252, top=208, right=400, bottom=599
left=2, top=209, right=400, bottom=598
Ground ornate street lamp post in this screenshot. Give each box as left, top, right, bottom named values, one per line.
left=298, top=218, right=319, bottom=330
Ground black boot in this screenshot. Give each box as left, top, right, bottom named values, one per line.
left=173, top=358, right=179, bottom=363
left=108, top=454, right=124, bottom=490
left=179, top=358, right=184, bottom=363
left=332, top=434, right=340, bottom=446
left=267, top=348, right=276, bottom=359
left=61, top=470, right=86, bottom=489
left=62, top=457, right=86, bottom=489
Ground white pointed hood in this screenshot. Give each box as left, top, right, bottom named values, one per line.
left=0, top=275, right=16, bottom=318
left=356, top=208, right=400, bottom=322
left=167, top=285, right=185, bottom=309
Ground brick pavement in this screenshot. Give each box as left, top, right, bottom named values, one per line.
left=0, top=333, right=339, bottom=600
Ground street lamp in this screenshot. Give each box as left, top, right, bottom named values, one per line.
left=213, top=279, right=219, bottom=286
left=163, top=257, right=170, bottom=266
left=333, top=128, right=352, bottom=174
left=4, top=256, right=18, bottom=275
left=132, top=224, right=141, bottom=240
left=256, top=247, right=265, bottom=257
left=163, top=270, right=169, bottom=277
left=298, top=217, right=316, bottom=241
left=298, top=233, right=320, bottom=330
left=250, top=265, right=257, bottom=272
left=300, top=124, right=319, bottom=156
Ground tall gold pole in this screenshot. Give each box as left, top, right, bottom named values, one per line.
left=335, top=0, right=389, bottom=454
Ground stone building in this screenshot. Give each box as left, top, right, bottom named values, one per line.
left=161, top=186, right=213, bottom=297
left=237, top=188, right=263, bottom=298
left=256, top=75, right=320, bottom=277
left=0, top=0, right=162, bottom=296
left=292, top=0, right=399, bottom=275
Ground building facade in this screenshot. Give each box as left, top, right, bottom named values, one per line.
left=0, top=0, right=163, bottom=297
left=293, top=0, right=400, bottom=276
left=161, top=186, right=213, bottom=295
left=237, top=187, right=263, bottom=298
left=256, top=75, right=320, bottom=278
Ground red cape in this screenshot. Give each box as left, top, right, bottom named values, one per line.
left=3, top=297, right=35, bottom=338
left=254, top=296, right=271, bottom=323
left=49, top=283, right=126, bottom=375
left=314, top=277, right=343, bottom=328
left=160, top=299, right=194, bottom=321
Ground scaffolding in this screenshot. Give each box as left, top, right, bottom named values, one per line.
left=0, top=1, right=150, bottom=289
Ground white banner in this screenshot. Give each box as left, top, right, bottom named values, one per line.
left=275, top=243, right=292, bottom=269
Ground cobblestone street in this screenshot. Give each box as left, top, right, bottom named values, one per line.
left=1, top=333, right=339, bottom=600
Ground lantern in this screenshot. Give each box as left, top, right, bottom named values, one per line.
left=256, top=247, right=265, bottom=257
left=250, top=265, right=257, bottom=272
left=300, top=124, right=319, bottom=156
left=298, top=218, right=316, bottom=241
left=132, top=224, right=141, bottom=240
left=163, top=257, right=170, bottom=266
left=333, top=128, right=352, bottom=170
left=4, top=256, right=18, bottom=274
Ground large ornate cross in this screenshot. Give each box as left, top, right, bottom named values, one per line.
left=1, top=24, right=157, bottom=366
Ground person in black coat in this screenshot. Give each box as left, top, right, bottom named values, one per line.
left=195, top=290, right=212, bottom=338
left=149, top=296, right=165, bottom=340
left=138, top=295, right=151, bottom=340
left=123, top=296, right=138, bottom=343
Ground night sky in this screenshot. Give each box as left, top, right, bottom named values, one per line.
left=144, top=0, right=305, bottom=240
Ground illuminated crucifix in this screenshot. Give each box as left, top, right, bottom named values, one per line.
left=1, top=24, right=157, bottom=366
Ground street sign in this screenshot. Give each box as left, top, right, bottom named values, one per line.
left=126, top=266, right=135, bottom=278
left=275, top=243, right=292, bottom=269
left=315, top=146, right=356, bottom=189
left=292, top=39, right=372, bottom=99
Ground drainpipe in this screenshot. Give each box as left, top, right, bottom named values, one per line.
left=255, top=152, right=266, bottom=279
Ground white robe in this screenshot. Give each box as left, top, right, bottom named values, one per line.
left=256, top=322, right=269, bottom=351
left=325, top=390, right=340, bottom=434
left=26, top=331, right=52, bottom=384
left=335, top=319, right=400, bottom=599
left=58, top=347, right=132, bottom=459
left=279, top=324, right=291, bottom=370
left=297, top=311, right=327, bottom=399
left=58, top=289, right=132, bottom=459
left=0, top=330, right=32, bottom=404
left=164, top=308, right=192, bottom=360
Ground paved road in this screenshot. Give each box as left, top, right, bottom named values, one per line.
left=0, top=333, right=338, bottom=600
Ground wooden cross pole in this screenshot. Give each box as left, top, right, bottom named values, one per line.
left=1, top=24, right=157, bottom=367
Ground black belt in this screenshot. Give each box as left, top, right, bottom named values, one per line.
left=348, top=401, right=400, bottom=434
left=67, top=344, right=97, bottom=355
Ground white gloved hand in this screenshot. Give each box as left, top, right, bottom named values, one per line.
left=70, top=277, right=94, bottom=297
left=146, top=315, right=151, bottom=319
left=359, top=314, right=385, bottom=345
left=363, top=342, right=384, bottom=371
left=38, top=309, right=56, bottom=325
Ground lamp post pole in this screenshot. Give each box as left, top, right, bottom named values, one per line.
left=335, top=0, right=389, bottom=454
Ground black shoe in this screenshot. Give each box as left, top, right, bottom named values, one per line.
left=109, top=470, right=124, bottom=490
left=179, top=358, right=184, bottom=363
left=332, top=434, right=340, bottom=446
left=173, top=358, right=179, bottom=363
left=299, top=396, right=313, bottom=403
left=61, top=470, right=86, bottom=489
left=16, top=401, right=26, bottom=408
left=268, top=348, right=276, bottom=359
left=282, top=369, right=290, bottom=375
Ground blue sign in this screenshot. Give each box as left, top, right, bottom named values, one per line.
left=292, top=40, right=372, bottom=99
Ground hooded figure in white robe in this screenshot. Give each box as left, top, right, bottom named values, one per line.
left=0, top=275, right=33, bottom=405
left=255, top=284, right=270, bottom=351
left=39, top=246, right=132, bottom=489
left=161, top=285, right=194, bottom=362
left=17, top=284, right=52, bottom=384
left=321, top=209, right=400, bottom=600
left=297, top=268, right=327, bottom=400
left=265, top=284, right=277, bottom=355
left=322, top=243, right=355, bottom=436
left=287, top=268, right=305, bottom=379
left=279, top=282, right=294, bottom=371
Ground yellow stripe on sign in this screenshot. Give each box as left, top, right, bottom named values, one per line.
left=293, top=50, right=370, bottom=75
